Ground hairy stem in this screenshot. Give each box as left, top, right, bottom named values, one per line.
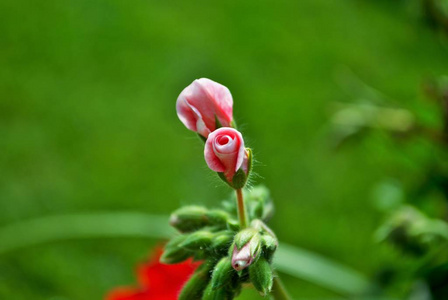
left=236, top=189, right=248, bottom=229
left=271, top=274, right=292, bottom=300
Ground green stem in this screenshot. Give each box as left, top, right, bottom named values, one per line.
left=236, top=188, right=248, bottom=228
left=271, top=274, right=292, bottom=300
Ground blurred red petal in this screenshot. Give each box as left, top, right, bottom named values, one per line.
left=105, top=245, right=201, bottom=300
left=105, top=287, right=147, bottom=300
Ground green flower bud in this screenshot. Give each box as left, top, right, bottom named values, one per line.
left=202, top=282, right=233, bottom=300
left=249, top=257, right=273, bottom=297
left=170, top=206, right=209, bottom=233
left=211, top=257, right=235, bottom=290
left=160, top=234, right=192, bottom=264
left=211, top=232, right=234, bottom=252
left=180, top=231, right=214, bottom=251
left=206, top=210, right=230, bottom=226
left=179, top=262, right=211, bottom=300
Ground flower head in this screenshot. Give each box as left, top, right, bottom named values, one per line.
left=176, top=78, right=233, bottom=138
left=204, top=127, right=251, bottom=187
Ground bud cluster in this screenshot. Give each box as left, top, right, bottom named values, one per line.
left=162, top=187, right=278, bottom=299
left=167, top=78, right=281, bottom=299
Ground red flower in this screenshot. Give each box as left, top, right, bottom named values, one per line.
left=106, top=247, right=200, bottom=300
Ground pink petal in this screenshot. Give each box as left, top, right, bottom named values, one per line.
left=204, top=131, right=226, bottom=172
left=196, top=78, right=233, bottom=126
left=176, top=92, right=197, bottom=132
left=204, top=127, right=245, bottom=180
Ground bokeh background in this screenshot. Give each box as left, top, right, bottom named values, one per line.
left=1, top=0, right=448, bottom=299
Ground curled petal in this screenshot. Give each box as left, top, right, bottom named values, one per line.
left=232, top=244, right=253, bottom=271
left=176, top=78, right=233, bottom=138
left=204, top=127, right=245, bottom=180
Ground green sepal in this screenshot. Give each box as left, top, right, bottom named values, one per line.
left=249, top=257, right=273, bottom=297
left=216, top=148, right=252, bottom=190
left=246, top=148, right=253, bottom=174
left=228, top=242, right=236, bottom=257
left=234, top=228, right=258, bottom=249
left=261, top=234, right=278, bottom=252
left=217, top=172, right=228, bottom=186
left=232, top=148, right=252, bottom=189
left=211, top=257, right=234, bottom=290
left=248, top=233, right=262, bottom=259
left=261, top=234, right=278, bottom=263
left=161, top=234, right=192, bottom=264
left=231, top=168, right=248, bottom=190
left=180, top=231, right=214, bottom=250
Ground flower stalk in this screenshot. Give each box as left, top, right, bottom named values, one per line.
left=236, top=188, right=248, bottom=229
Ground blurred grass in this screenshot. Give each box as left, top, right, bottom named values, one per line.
left=0, top=0, right=448, bottom=299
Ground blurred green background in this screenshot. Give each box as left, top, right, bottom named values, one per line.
left=1, top=0, right=448, bottom=299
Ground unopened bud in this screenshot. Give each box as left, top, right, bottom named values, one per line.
left=231, top=231, right=262, bottom=271
left=249, top=257, right=273, bottom=297
left=179, top=231, right=214, bottom=251
left=211, top=232, right=234, bottom=251
left=202, top=281, right=233, bottom=300
left=169, top=206, right=209, bottom=233
left=205, top=127, right=252, bottom=190
left=178, top=262, right=211, bottom=300
left=160, top=234, right=191, bottom=264
left=211, top=257, right=235, bottom=290
left=206, top=210, right=230, bottom=226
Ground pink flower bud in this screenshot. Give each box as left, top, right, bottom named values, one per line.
left=204, top=127, right=249, bottom=183
left=231, top=244, right=253, bottom=271
left=231, top=230, right=262, bottom=271
left=176, top=78, right=233, bottom=138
